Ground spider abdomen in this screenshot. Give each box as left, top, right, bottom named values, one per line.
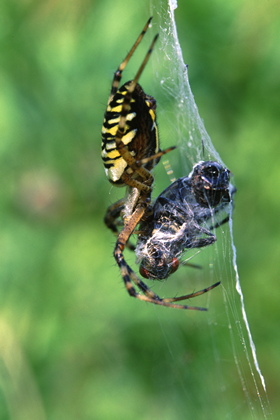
left=101, top=82, right=159, bottom=185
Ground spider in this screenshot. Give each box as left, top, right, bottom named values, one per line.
left=102, top=17, right=175, bottom=233
left=136, top=160, right=235, bottom=280
left=101, top=18, right=234, bottom=310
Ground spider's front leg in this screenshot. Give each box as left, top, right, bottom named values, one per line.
left=104, top=187, right=141, bottom=235
left=104, top=188, right=143, bottom=251
left=104, top=198, right=126, bottom=235
left=114, top=198, right=162, bottom=300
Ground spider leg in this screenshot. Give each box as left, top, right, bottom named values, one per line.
left=118, top=143, right=176, bottom=192
left=114, top=200, right=162, bottom=300
left=125, top=265, right=214, bottom=311
left=104, top=197, right=126, bottom=234
left=159, top=281, right=221, bottom=303
left=104, top=196, right=138, bottom=251
left=138, top=146, right=176, bottom=166
left=109, top=17, right=153, bottom=104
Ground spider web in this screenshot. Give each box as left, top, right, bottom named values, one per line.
left=148, top=1, right=272, bottom=418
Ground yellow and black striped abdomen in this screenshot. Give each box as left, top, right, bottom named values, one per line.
left=101, top=82, right=159, bottom=185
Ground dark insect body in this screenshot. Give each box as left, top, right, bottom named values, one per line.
left=136, top=161, right=235, bottom=280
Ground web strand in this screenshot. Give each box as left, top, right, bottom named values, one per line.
left=149, top=0, right=272, bottom=417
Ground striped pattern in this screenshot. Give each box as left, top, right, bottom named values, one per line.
left=101, top=82, right=159, bottom=185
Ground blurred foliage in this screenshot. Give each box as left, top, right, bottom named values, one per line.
left=0, top=0, right=279, bottom=419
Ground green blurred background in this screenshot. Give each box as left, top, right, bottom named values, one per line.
left=0, top=0, right=279, bottom=419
